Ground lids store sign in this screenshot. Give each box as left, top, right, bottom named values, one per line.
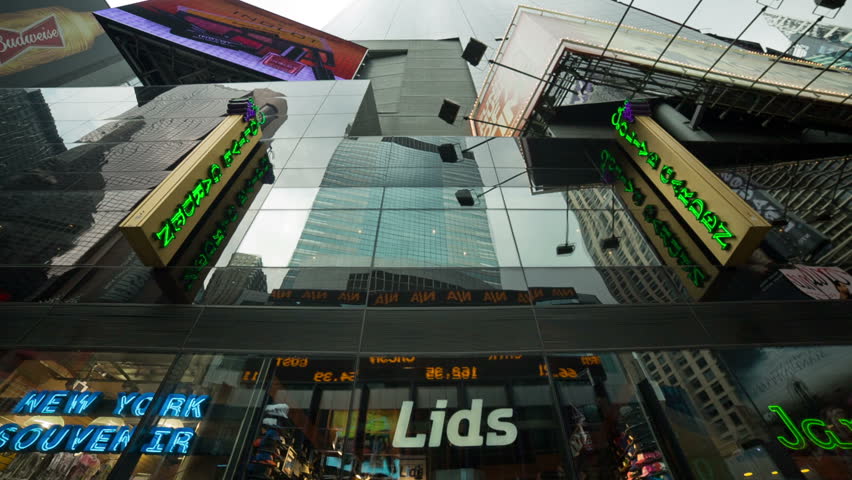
left=612, top=102, right=770, bottom=266
left=0, top=390, right=208, bottom=455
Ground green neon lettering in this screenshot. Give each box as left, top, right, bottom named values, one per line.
left=667, top=237, right=683, bottom=258
left=800, top=419, right=841, bottom=450
left=712, top=223, right=734, bottom=249
left=646, top=152, right=660, bottom=169
left=660, top=166, right=675, bottom=184
left=841, top=419, right=852, bottom=431
left=257, top=110, right=266, bottom=125
left=688, top=198, right=705, bottom=220
left=191, top=184, right=205, bottom=206
left=687, top=267, right=707, bottom=288
left=203, top=240, right=217, bottom=257
left=635, top=140, right=648, bottom=156
left=700, top=211, right=718, bottom=233
left=676, top=249, right=692, bottom=266
left=249, top=118, right=260, bottom=136
left=222, top=150, right=233, bottom=168
left=154, top=223, right=175, bottom=248
left=213, top=229, right=225, bottom=246
left=209, top=164, right=222, bottom=183
left=170, top=210, right=186, bottom=231
left=200, top=178, right=212, bottom=195
left=181, top=195, right=196, bottom=218
left=676, top=185, right=696, bottom=207
left=624, top=179, right=634, bottom=193
left=632, top=191, right=645, bottom=206
left=769, top=405, right=808, bottom=450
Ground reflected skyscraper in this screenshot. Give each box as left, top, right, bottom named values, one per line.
left=565, top=188, right=688, bottom=304
left=282, top=137, right=501, bottom=292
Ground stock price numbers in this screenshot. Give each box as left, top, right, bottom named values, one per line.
left=425, top=366, right=478, bottom=381
left=538, top=364, right=579, bottom=379
left=313, top=371, right=355, bottom=383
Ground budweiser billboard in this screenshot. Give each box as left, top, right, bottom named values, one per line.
left=94, top=0, right=368, bottom=81
left=0, top=0, right=133, bottom=87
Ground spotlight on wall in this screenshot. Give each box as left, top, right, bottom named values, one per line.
left=556, top=243, right=576, bottom=255
left=600, top=236, right=620, bottom=250
left=455, top=189, right=476, bottom=206
left=439, top=99, right=461, bottom=124
left=438, top=143, right=460, bottom=163
left=462, top=38, right=488, bottom=66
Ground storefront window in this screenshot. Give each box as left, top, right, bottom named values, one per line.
left=0, top=350, right=175, bottom=479
left=123, top=353, right=269, bottom=479
left=630, top=346, right=852, bottom=480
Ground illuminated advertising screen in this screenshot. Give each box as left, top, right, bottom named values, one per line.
left=94, top=0, right=367, bottom=81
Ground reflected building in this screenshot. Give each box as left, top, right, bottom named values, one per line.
left=281, top=137, right=501, bottom=292
left=203, top=253, right=269, bottom=305
left=565, top=188, right=688, bottom=304
left=638, top=350, right=761, bottom=457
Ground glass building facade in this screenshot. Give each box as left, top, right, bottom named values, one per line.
left=0, top=81, right=849, bottom=480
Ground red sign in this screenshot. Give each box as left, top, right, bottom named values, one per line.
left=0, top=15, right=64, bottom=64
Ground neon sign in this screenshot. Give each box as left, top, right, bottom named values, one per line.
left=154, top=99, right=266, bottom=249
left=601, top=149, right=710, bottom=288
left=612, top=101, right=735, bottom=251
left=769, top=405, right=852, bottom=450
left=180, top=154, right=272, bottom=290
left=1, top=390, right=209, bottom=455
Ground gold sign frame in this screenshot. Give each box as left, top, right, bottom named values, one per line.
left=614, top=112, right=770, bottom=266
left=120, top=114, right=263, bottom=267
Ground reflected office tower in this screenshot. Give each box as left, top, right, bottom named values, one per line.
left=203, top=253, right=269, bottom=305
left=726, top=156, right=850, bottom=266
left=638, top=350, right=760, bottom=457
left=282, top=137, right=500, bottom=291
left=565, top=188, right=688, bottom=303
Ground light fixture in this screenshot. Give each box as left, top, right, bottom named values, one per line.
left=24, top=416, right=64, bottom=427
left=771, top=472, right=779, bottom=476
left=743, top=473, right=753, bottom=478
left=90, top=416, right=124, bottom=427
left=160, top=419, right=184, bottom=429
left=601, top=236, right=620, bottom=250
left=438, top=137, right=497, bottom=163
left=439, top=99, right=461, bottom=125
left=454, top=170, right=530, bottom=206
left=801, top=469, right=811, bottom=473
left=556, top=244, right=575, bottom=255
left=461, top=38, right=488, bottom=66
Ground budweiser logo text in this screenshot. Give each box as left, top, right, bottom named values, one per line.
left=0, top=16, right=64, bottom=64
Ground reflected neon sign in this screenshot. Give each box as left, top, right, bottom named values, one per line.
left=770, top=405, right=852, bottom=450
left=612, top=101, right=735, bottom=250
left=154, top=99, right=266, bottom=249
left=601, top=149, right=710, bottom=288
left=0, top=390, right=208, bottom=455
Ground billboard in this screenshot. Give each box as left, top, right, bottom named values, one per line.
left=472, top=6, right=852, bottom=137
left=0, top=0, right=132, bottom=87
left=94, top=0, right=367, bottom=81
left=778, top=265, right=852, bottom=300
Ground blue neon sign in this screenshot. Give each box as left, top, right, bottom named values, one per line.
left=1, top=390, right=209, bottom=455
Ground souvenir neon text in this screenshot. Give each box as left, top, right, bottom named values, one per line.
left=2, top=391, right=209, bottom=454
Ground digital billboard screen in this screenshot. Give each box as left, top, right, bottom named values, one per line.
left=94, top=0, right=367, bottom=81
